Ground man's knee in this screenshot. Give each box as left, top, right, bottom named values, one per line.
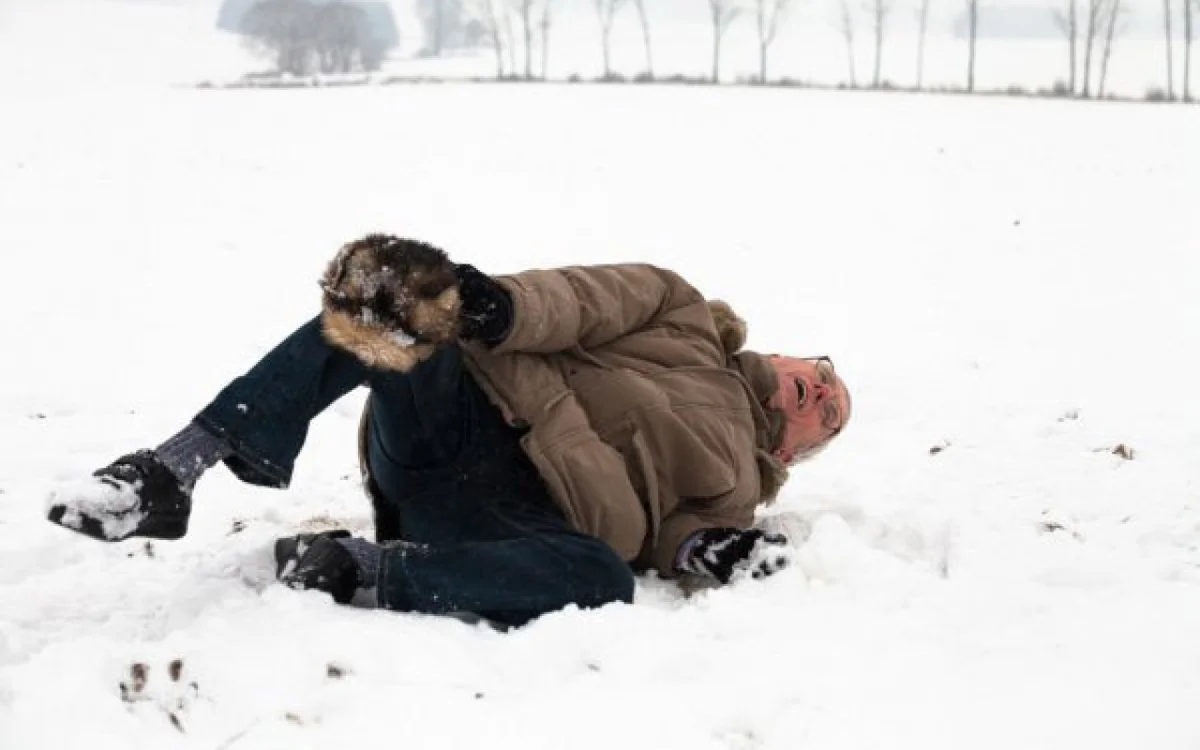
left=576, top=541, right=635, bottom=607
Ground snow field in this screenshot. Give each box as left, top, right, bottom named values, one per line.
left=0, top=82, right=1198, bottom=748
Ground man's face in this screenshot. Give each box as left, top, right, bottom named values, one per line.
left=768, top=356, right=852, bottom=464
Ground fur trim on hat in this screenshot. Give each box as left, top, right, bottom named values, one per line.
left=319, top=234, right=461, bottom=373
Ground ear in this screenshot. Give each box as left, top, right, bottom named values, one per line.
left=708, top=300, right=747, bottom=355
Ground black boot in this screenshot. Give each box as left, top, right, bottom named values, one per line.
left=46, top=450, right=192, bottom=542
left=274, top=531, right=360, bottom=604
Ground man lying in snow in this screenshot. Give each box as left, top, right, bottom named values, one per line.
left=46, top=236, right=852, bottom=626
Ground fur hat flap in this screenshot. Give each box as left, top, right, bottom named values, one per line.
left=708, top=300, right=747, bottom=356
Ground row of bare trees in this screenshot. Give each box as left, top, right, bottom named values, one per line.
left=838, top=0, right=978, bottom=91
left=845, top=0, right=1197, bottom=98
left=471, top=0, right=800, bottom=84
left=470, top=0, right=647, bottom=80
left=465, top=0, right=1077, bottom=93
left=1053, top=0, right=1126, bottom=98
left=456, top=0, right=1199, bottom=99
left=1157, top=0, right=1200, bottom=99
left=1052, top=0, right=1200, bottom=100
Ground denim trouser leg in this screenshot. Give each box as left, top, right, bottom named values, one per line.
left=365, top=347, right=634, bottom=626
left=196, top=317, right=633, bottom=625
left=196, top=316, right=367, bottom=488
left=376, top=502, right=636, bottom=627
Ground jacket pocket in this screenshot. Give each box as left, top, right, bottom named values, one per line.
left=523, top=429, right=648, bottom=562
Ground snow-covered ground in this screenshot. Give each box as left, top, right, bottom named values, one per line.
left=1, top=82, right=1199, bottom=749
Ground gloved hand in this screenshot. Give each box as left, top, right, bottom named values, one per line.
left=274, top=530, right=362, bottom=605
left=679, top=528, right=792, bottom=584
left=454, top=263, right=513, bottom=345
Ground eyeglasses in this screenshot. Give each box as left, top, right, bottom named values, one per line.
left=800, top=356, right=844, bottom=434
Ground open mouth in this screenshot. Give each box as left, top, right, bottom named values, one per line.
left=795, top=378, right=807, bottom=405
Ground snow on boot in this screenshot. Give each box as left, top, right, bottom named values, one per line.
left=46, top=450, right=192, bottom=542
left=274, top=531, right=359, bottom=604
left=274, top=530, right=350, bottom=580
left=319, top=234, right=462, bottom=372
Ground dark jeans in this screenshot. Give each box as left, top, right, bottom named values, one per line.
left=195, top=318, right=634, bottom=626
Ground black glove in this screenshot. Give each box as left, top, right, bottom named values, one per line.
left=274, top=530, right=361, bottom=605
left=680, top=528, right=792, bottom=584
left=454, top=264, right=512, bottom=345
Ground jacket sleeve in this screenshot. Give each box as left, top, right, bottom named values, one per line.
left=489, top=264, right=711, bottom=355
left=651, top=496, right=756, bottom=578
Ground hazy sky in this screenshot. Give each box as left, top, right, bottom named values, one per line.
left=0, top=0, right=1168, bottom=36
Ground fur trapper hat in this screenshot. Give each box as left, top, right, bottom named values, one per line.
left=319, top=234, right=461, bottom=372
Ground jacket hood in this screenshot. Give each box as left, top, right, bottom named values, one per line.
left=707, top=300, right=789, bottom=503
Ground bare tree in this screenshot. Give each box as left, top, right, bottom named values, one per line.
left=594, top=0, right=628, bottom=78
left=473, top=0, right=508, bottom=78
left=755, top=0, right=794, bottom=82
left=868, top=0, right=892, bottom=87
left=837, top=0, right=858, bottom=85
left=707, top=0, right=741, bottom=83
left=513, top=0, right=545, bottom=78
left=965, top=0, right=979, bottom=92
left=1081, top=0, right=1106, bottom=96
left=540, top=0, right=553, bottom=79
left=1097, top=0, right=1124, bottom=96
left=502, top=3, right=518, bottom=74
left=1165, top=0, right=1176, bottom=98
left=632, top=0, right=655, bottom=77
left=916, top=0, right=932, bottom=88
left=1185, top=0, right=1195, bottom=100
left=1052, top=0, right=1079, bottom=93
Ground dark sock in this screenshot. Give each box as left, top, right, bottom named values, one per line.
left=155, top=422, right=231, bottom=488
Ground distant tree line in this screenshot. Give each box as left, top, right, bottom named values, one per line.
left=403, top=0, right=1194, bottom=101
left=224, top=0, right=1200, bottom=101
